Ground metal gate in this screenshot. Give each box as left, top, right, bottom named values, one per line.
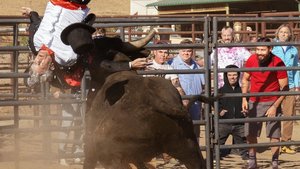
left=1, top=14, right=300, bottom=169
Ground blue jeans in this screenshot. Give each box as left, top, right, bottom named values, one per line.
left=189, top=101, right=202, bottom=120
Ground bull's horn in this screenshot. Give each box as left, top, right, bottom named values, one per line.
left=121, top=29, right=156, bottom=52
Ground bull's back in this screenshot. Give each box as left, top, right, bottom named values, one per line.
left=88, top=71, right=189, bottom=140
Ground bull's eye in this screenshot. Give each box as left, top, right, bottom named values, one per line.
left=105, top=80, right=128, bottom=105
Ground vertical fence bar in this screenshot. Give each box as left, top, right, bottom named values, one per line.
left=41, top=81, right=52, bottom=162
left=128, top=26, right=132, bottom=42
left=80, top=71, right=88, bottom=132
left=203, top=16, right=213, bottom=169
left=119, top=27, right=125, bottom=41
left=212, top=17, right=222, bottom=169
left=192, top=21, right=195, bottom=42
left=12, top=24, right=20, bottom=169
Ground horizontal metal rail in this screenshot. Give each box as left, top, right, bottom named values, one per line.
left=137, top=66, right=300, bottom=76
left=0, top=72, right=28, bottom=78
left=216, top=41, right=300, bottom=47
left=0, top=115, right=83, bottom=121
left=0, top=99, right=82, bottom=106
left=221, top=141, right=300, bottom=150
left=215, top=16, right=300, bottom=22
left=0, top=152, right=84, bottom=162
left=0, top=126, right=83, bottom=133
left=145, top=43, right=205, bottom=49
left=0, top=46, right=29, bottom=51
left=0, top=93, right=78, bottom=98
left=220, top=115, right=300, bottom=124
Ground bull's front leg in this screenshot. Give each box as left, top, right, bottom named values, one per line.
left=83, top=131, right=98, bottom=169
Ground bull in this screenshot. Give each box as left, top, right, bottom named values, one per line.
left=60, top=23, right=207, bottom=169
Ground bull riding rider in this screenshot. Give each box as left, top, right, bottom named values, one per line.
left=21, top=0, right=92, bottom=89
left=22, top=1, right=152, bottom=90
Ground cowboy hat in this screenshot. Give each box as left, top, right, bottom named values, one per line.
left=61, top=22, right=96, bottom=54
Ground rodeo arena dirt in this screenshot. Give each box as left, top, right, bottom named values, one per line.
left=1, top=12, right=300, bottom=169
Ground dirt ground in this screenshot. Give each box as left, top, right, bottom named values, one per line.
left=213, top=123, right=300, bottom=169
left=1, top=115, right=300, bottom=169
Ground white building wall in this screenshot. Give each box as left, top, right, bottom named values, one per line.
left=130, top=0, right=158, bottom=15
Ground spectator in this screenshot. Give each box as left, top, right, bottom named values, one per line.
left=54, top=88, right=84, bottom=166
left=145, top=41, right=188, bottom=106
left=168, top=39, right=205, bottom=138
left=195, top=55, right=204, bottom=67
left=92, top=28, right=106, bottom=39
left=249, top=36, right=258, bottom=54
left=272, top=24, right=299, bottom=154
left=242, top=37, right=288, bottom=169
left=218, top=64, right=248, bottom=160
left=165, top=49, right=175, bottom=62
left=233, top=22, right=242, bottom=42
left=211, top=26, right=251, bottom=88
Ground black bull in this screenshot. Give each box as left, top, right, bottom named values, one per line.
left=84, top=71, right=206, bottom=169
left=59, top=28, right=207, bottom=168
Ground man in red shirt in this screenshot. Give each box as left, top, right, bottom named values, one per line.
left=241, top=37, right=288, bottom=169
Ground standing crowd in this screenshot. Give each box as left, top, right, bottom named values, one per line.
left=213, top=24, right=298, bottom=169
left=146, top=24, right=299, bottom=169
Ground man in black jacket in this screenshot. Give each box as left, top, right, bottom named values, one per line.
left=218, top=64, right=248, bottom=160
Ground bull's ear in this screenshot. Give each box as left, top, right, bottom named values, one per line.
left=105, top=80, right=128, bottom=105
left=129, top=49, right=151, bottom=60
left=111, top=51, right=131, bottom=62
